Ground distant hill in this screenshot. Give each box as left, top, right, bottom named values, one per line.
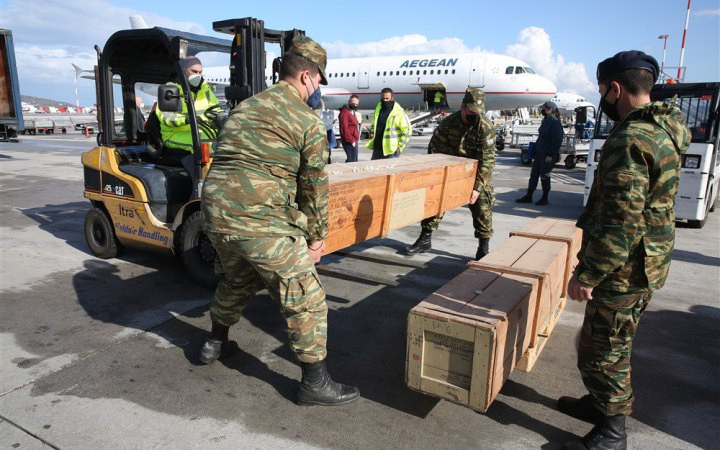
left=21, top=95, right=76, bottom=108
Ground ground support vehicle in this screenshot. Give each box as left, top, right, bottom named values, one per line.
left=34, top=118, right=55, bottom=134
left=585, top=82, right=719, bottom=228
left=20, top=119, right=36, bottom=135
left=82, top=18, right=304, bottom=287
left=0, top=29, right=23, bottom=141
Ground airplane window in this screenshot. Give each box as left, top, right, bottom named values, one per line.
left=340, top=73, right=343, bottom=77
left=377, top=71, right=380, bottom=76
left=383, top=71, right=387, bottom=76
left=430, top=70, right=434, bottom=75
left=445, top=69, right=448, bottom=74
left=506, top=66, right=514, bottom=74
left=352, top=72, right=355, bottom=77
left=452, top=69, right=456, bottom=74
left=515, top=67, right=526, bottom=74
left=402, top=70, right=406, bottom=75
left=524, top=67, right=536, bottom=74
left=423, top=70, right=427, bottom=75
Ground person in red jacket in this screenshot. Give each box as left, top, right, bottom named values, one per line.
left=338, top=95, right=360, bottom=162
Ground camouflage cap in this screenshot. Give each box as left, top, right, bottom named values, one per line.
left=462, top=87, right=485, bottom=114
left=289, top=36, right=328, bottom=85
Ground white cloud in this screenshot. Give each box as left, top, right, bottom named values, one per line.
left=505, top=27, right=596, bottom=100
left=694, top=8, right=720, bottom=17
left=322, top=34, right=487, bottom=58
left=1, top=0, right=208, bottom=103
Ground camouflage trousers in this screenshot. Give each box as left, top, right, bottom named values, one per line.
left=421, top=186, right=494, bottom=238
left=578, top=290, right=651, bottom=416
left=207, top=233, right=328, bottom=363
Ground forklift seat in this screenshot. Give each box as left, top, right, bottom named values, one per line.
left=118, top=163, right=193, bottom=223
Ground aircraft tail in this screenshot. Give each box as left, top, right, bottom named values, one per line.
left=129, top=15, right=149, bottom=29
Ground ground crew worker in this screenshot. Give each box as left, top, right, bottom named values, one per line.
left=515, top=100, right=564, bottom=205
left=366, top=88, right=411, bottom=159
left=433, top=90, right=444, bottom=113
left=405, top=88, right=496, bottom=260
left=199, top=37, right=360, bottom=407
left=156, top=56, right=221, bottom=154
left=559, top=51, right=690, bottom=449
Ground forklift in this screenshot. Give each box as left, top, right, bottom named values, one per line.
left=82, top=18, right=304, bottom=287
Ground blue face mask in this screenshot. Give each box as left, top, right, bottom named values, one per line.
left=305, top=76, right=322, bottom=109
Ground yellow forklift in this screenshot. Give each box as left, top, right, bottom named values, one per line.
left=82, top=18, right=304, bottom=287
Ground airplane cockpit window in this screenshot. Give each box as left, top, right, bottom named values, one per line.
left=524, top=67, right=536, bottom=74
left=515, top=67, right=526, bottom=74
left=506, top=66, right=514, bottom=74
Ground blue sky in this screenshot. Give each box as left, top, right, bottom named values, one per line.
left=3, top=0, right=718, bottom=106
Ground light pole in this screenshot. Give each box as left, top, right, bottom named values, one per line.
left=658, top=35, right=669, bottom=83
left=678, top=0, right=691, bottom=81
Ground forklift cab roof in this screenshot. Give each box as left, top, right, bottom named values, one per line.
left=100, top=27, right=231, bottom=81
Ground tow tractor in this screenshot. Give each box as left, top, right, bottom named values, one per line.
left=81, top=18, right=304, bottom=287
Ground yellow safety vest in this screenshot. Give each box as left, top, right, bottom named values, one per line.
left=156, top=82, right=219, bottom=153
left=434, top=92, right=443, bottom=103
left=366, top=102, right=412, bottom=156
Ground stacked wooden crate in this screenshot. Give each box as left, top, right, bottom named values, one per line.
left=406, top=217, right=582, bottom=412
left=324, top=155, right=477, bottom=254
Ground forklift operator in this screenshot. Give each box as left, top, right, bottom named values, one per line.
left=155, top=56, right=221, bottom=154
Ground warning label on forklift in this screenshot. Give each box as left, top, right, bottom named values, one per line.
left=116, top=223, right=170, bottom=246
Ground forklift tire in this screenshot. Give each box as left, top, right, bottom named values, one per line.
left=564, top=155, right=577, bottom=169
left=179, top=211, right=220, bottom=289
left=84, top=207, right=122, bottom=258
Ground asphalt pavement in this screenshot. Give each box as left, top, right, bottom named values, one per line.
left=0, top=133, right=718, bottom=449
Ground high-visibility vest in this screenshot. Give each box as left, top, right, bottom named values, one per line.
left=156, top=82, right=219, bottom=152
left=434, top=91, right=444, bottom=103
left=366, top=102, right=411, bottom=156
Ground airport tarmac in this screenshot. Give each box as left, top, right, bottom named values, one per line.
left=1, top=133, right=718, bottom=449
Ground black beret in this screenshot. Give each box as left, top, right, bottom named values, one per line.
left=596, top=50, right=659, bottom=83
left=542, top=101, right=558, bottom=110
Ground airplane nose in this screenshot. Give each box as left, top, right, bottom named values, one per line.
left=539, top=75, right=557, bottom=95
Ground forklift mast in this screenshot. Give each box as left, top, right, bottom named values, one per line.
left=213, top=18, right=305, bottom=108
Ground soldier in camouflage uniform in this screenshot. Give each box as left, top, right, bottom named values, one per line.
left=560, top=51, right=690, bottom=450
left=405, top=88, right=496, bottom=260
left=199, top=37, right=360, bottom=407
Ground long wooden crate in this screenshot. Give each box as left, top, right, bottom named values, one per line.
left=469, top=235, right=568, bottom=348
left=324, top=155, right=477, bottom=254
left=406, top=267, right=538, bottom=413
left=509, top=217, right=582, bottom=298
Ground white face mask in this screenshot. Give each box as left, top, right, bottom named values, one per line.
left=188, top=74, right=202, bottom=88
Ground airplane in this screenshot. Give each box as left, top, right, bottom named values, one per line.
left=548, top=92, right=595, bottom=117
left=76, top=16, right=557, bottom=113
left=21, top=102, right=37, bottom=113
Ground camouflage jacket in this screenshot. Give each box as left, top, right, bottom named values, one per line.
left=201, top=81, right=329, bottom=241
left=429, top=111, right=496, bottom=191
left=575, top=101, right=690, bottom=293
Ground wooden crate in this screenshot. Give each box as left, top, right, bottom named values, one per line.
left=406, top=267, right=537, bottom=413
left=324, top=155, right=477, bottom=254
left=509, top=217, right=583, bottom=298
left=516, top=296, right=567, bottom=372
left=470, top=236, right=568, bottom=348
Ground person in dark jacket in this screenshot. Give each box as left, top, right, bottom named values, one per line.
left=516, top=101, right=565, bottom=205
left=338, top=95, right=360, bottom=162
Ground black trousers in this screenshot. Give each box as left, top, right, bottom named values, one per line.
left=528, top=155, right=554, bottom=192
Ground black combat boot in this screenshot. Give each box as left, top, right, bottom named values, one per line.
left=536, top=190, right=550, bottom=205
left=297, top=360, right=360, bottom=406
left=516, top=190, right=534, bottom=203
left=558, top=394, right=603, bottom=423
left=199, top=322, right=237, bottom=365
left=405, top=230, right=432, bottom=255
left=475, top=238, right=490, bottom=260
left=563, top=415, right=627, bottom=450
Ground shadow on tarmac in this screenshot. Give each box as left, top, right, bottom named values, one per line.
left=670, top=248, right=720, bottom=267
left=631, top=303, right=720, bottom=449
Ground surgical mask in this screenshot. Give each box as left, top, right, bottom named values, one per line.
left=188, top=74, right=203, bottom=88
left=381, top=100, right=394, bottom=110
left=600, top=86, right=621, bottom=122
left=349, top=104, right=358, bottom=110
left=305, top=76, right=322, bottom=109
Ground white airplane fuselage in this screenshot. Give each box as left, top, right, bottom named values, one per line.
left=201, top=53, right=556, bottom=112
